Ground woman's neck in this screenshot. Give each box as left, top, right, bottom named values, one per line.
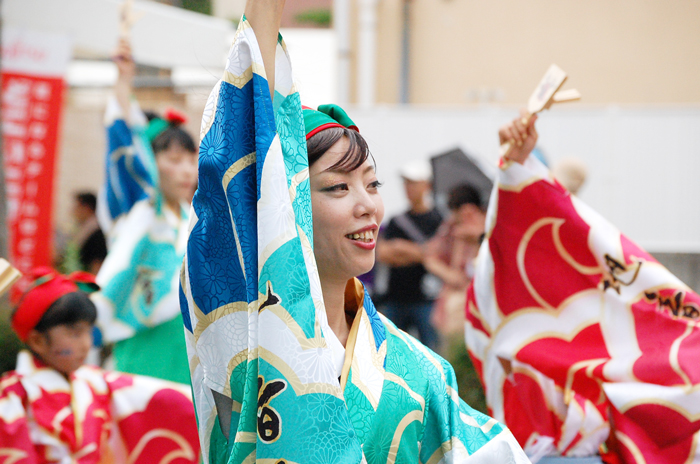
left=321, top=277, right=351, bottom=346
left=164, top=198, right=182, bottom=219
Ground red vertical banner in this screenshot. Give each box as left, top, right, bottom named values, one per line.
left=2, top=28, right=71, bottom=281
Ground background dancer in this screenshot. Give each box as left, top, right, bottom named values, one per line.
left=467, top=110, right=700, bottom=463
left=425, top=183, right=485, bottom=342
left=91, top=38, right=197, bottom=384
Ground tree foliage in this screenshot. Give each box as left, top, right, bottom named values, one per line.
left=295, top=8, right=332, bottom=27
left=182, top=0, right=212, bottom=15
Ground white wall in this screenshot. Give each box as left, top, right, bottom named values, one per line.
left=280, top=29, right=337, bottom=108
left=3, top=0, right=232, bottom=69
left=348, top=105, right=700, bottom=253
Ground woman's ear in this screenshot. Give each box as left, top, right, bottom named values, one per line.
left=26, top=329, right=49, bottom=357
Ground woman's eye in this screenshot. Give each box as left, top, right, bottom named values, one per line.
left=368, top=180, right=383, bottom=189
left=323, top=183, right=348, bottom=192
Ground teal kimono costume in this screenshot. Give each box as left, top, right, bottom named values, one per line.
left=179, top=17, right=530, bottom=463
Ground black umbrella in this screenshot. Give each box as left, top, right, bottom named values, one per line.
left=430, top=147, right=493, bottom=214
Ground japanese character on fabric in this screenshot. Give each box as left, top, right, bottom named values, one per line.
left=0, top=351, right=199, bottom=464
left=179, top=18, right=362, bottom=463
left=466, top=154, right=700, bottom=463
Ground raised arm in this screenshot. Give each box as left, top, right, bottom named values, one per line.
left=113, top=38, right=135, bottom=121
left=244, top=0, right=286, bottom=99
left=99, top=37, right=155, bottom=234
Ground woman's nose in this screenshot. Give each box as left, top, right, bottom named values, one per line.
left=353, top=190, right=378, bottom=217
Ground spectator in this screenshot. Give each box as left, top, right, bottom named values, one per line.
left=72, top=192, right=107, bottom=275
left=376, top=160, right=443, bottom=350
left=424, top=183, right=485, bottom=340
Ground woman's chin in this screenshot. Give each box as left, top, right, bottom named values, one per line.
left=353, top=257, right=376, bottom=278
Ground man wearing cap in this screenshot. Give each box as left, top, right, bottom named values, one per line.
left=377, top=160, right=443, bottom=350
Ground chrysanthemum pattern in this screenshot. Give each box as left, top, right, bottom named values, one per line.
left=103, top=116, right=157, bottom=226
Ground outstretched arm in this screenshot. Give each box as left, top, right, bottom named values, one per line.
left=376, top=238, right=424, bottom=267
left=244, top=0, right=286, bottom=99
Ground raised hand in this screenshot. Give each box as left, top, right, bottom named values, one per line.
left=244, top=0, right=287, bottom=99
left=113, top=38, right=135, bottom=83
left=498, top=109, right=538, bottom=165
left=113, top=38, right=135, bottom=117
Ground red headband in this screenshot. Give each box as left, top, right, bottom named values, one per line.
left=12, top=267, right=98, bottom=342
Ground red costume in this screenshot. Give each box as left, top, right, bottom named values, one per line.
left=0, top=269, right=199, bottom=463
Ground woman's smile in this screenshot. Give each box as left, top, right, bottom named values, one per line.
left=345, top=225, right=378, bottom=250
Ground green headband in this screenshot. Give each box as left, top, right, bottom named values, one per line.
left=144, top=118, right=169, bottom=143
left=303, top=104, right=359, bottom=140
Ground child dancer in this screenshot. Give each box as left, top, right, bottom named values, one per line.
left=0, top=268, right=199, bottom=463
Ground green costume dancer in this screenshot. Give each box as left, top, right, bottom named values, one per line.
left=92, top=38, right=197, bottom=384
left=180, top=4, right=530, bottom=462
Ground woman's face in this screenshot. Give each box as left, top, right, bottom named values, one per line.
left=156, top=144, right=198, bottom=207
left=309, top=136, right=384, bottom=285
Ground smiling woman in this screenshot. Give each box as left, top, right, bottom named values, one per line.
left=179, top=1, right=530, bottom=463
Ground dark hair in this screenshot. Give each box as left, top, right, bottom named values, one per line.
left=143, top=110, right=159, bottom=122
left=33, top=291, right=97, bottom=334
left=152, top=126, right=197, bottom=155
left=448, top=184, right=483, bottom=211
left=307, top=127, right=371, bottom=171
left=75, top=192, right=97, bottom=212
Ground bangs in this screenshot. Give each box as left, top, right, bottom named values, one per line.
left=152, top=126, right=197, bottom=155
left=306, top=127, right=372, bottom=172
left=33, top=292, right=97, bottom=333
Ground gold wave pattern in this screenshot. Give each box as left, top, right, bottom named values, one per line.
left=563, top=359, right=607, bottom=405
left=669, top=322, right=695, bottom=389
left=386, top=410, right=424, bottom=464
left=126, top=429, right=195, bottom=464
left=223, top=152, right=257, bottom=281
left=0, top=449, right=28, bottom=464
left=517, top=217, right=601, bottom=311
left=257, top=346, right=342, bottom=398
left=615, top=397, right=700, bottom=422
left=615, top=430, right=647, bottom=464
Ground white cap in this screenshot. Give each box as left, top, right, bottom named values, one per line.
left=400, top=159, right=432, bottom=182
